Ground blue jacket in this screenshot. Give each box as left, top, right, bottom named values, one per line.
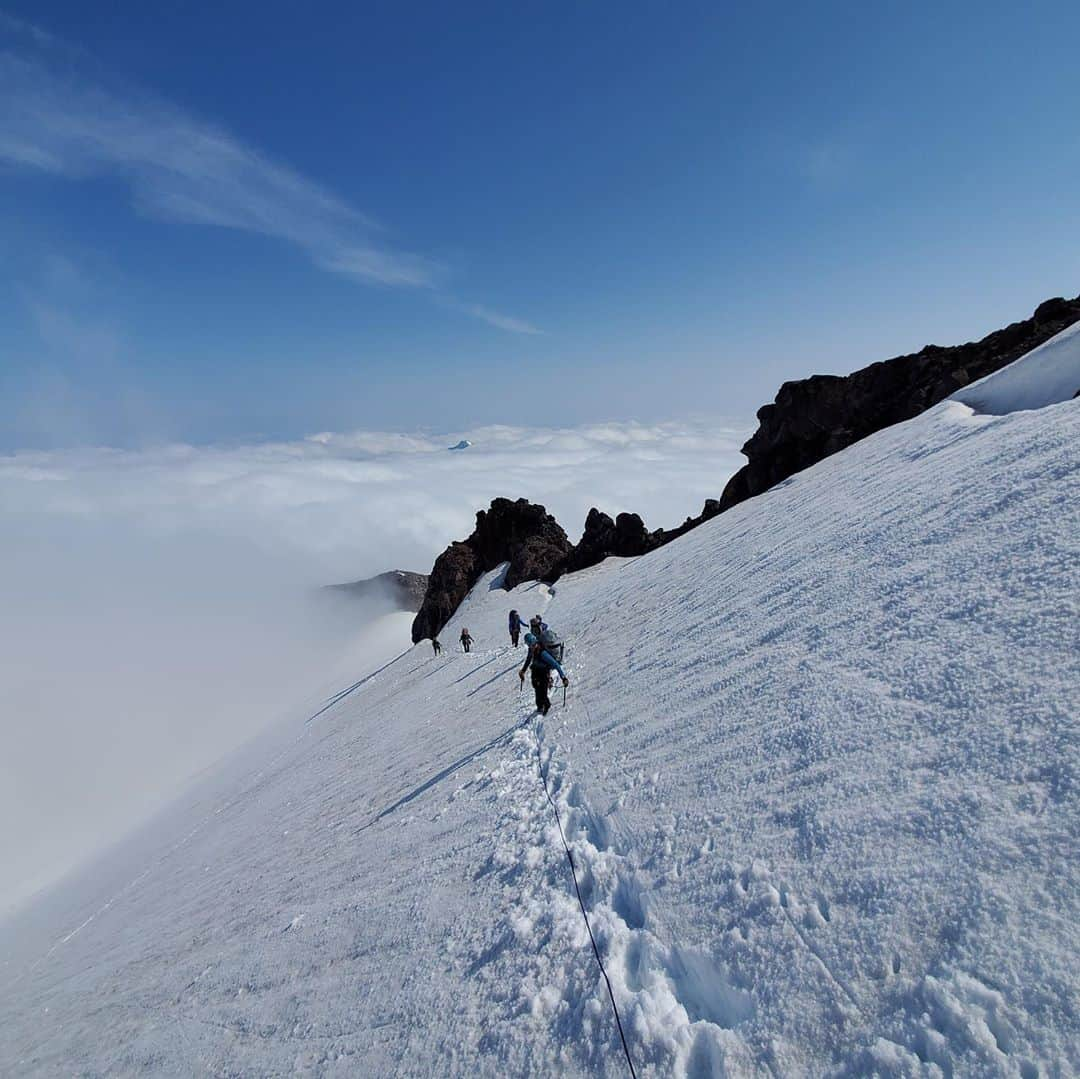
left=509, top=612, right=523, bottom=630
left=536, top=649, right=566, bottom=679
left=520, top=642, right=566, bottom=680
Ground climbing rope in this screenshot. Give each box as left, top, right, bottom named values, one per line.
left=530, top=715, right=639, bottom=1079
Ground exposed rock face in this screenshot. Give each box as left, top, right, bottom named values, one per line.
left=325, top=570, right=428, bottom=612
left=719, top=295, right=1080, bottom=511
left=560, top=498, right=724, bottom=577
left=471, top=498, right=572, bottom=589
left=412, top=293, right=1080, bottom=639
left=413, top=496, right=730, bottom=640
left=410, top=543, right=479, bottom=642
left=660, top=498, right=723, bottom=544
left=411, top=499, right=571, bottom=642
left=564, top=508, right=663, bottom=573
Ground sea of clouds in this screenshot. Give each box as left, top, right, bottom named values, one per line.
left=0, top=418, right=746, bottom=913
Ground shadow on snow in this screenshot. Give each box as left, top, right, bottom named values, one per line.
left=357, top=716, right=533, bottom=831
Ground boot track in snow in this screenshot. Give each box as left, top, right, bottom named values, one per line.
left=529, top=706, right=639, bottom=1078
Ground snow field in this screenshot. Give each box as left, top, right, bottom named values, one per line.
left=441, top=574, right=751, bottom=1075
left=541, top=391, right=1078, bottom=1076
left=1, top=343, right=1077, bottom=1076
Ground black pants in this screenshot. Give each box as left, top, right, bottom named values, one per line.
left=531, top=665, right=553, bottom=714
left=511, top=630, right=520, bottom=647
left=462, top=639, right=471, bottom=652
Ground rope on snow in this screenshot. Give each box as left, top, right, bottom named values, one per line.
left=529, top=713, right=639, bottom=1079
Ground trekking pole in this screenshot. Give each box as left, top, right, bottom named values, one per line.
left=563, top=682, right=567, bottom=708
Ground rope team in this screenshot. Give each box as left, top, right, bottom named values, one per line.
left=428, top=610, right=570, bottom=714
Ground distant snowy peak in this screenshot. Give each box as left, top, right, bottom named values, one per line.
left=448, top=439, right=472, bottom=451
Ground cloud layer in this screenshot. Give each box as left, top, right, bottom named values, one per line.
left=2, top=419, right=746, bottom=581
left=0, top=419, right=746, bottom=913
left=0, top=23, right=534, bottom=330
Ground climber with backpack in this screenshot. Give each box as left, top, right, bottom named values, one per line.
left=508, top=609, right=523, bottom=647
left=519, top=632, right=568, bottom=715
left=460, top=627, right=473, bottom=653
left=528, top=615, right=564, bottom=664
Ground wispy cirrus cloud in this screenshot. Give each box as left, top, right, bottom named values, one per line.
left=462, top=303, right=545, bottom=336
left=0, top=22, right=538, bottom=327
left=0, top=10, right=61, bottom=50
left=317, top=247, right=441, bottom=290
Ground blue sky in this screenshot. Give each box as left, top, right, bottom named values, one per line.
left=2, top=2, right=1079, bottom=448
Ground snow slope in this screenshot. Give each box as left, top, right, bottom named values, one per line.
left=2, top=358, right=1077, bottom=1076
left=955, top=319, right=1080, bottom=415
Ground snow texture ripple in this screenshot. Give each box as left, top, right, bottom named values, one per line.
left=1, top=344, right=1078, bottom=1076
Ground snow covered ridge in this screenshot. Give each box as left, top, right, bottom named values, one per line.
left=413, top=297, right=1080, bottom=647
left=717, top=292, right=1080, bottom=515
left=954, top=319, right=1080, bottom=414
left=1, top=356, right=1076, bottom=1075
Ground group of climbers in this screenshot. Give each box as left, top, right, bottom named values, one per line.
left=431, top=628, right=473, bottom=655
left=431, top=628, right=473, bottom=654
left=428, top=607, right=569, bottom=716
left=512, top=609, right=569, bottom=715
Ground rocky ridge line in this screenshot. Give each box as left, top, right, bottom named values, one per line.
left=719, top=294, right=1080, bottom=511
left=411, top=294, right=1080, bottom=642
left=326, top=570, right=429, bottom=612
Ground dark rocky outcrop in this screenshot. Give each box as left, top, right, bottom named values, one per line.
left=412, top=292, right=1080, bottom=639
left=410, top=542, right=479, bottom=642
left=719, top=294, right=1080, bottom=511
left=563, top=509, right=664, bottom=574
left=659, top=498, right=723, bottom=544
left=412, top=496, right=728, bottom=641
left=411, top=498, right=571, bottom=642
left=469, top=498, right=572, bottom=588
left=563, top=498, right=727, bottom=576
left=325, top=570, right=428, bottom=612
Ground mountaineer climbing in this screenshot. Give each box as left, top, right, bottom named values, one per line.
left=460, top=627, right=473, bottom=653
left=431, top=638, right=442, bottom=656
left=519, top=632, right=569, bottom=715
left=508, top=609, right=523, bottom=647
left=528, top=615, right=564, bottom=663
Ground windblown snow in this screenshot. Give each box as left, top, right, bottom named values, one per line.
left=2, top=342, right=1078, bottom=1077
